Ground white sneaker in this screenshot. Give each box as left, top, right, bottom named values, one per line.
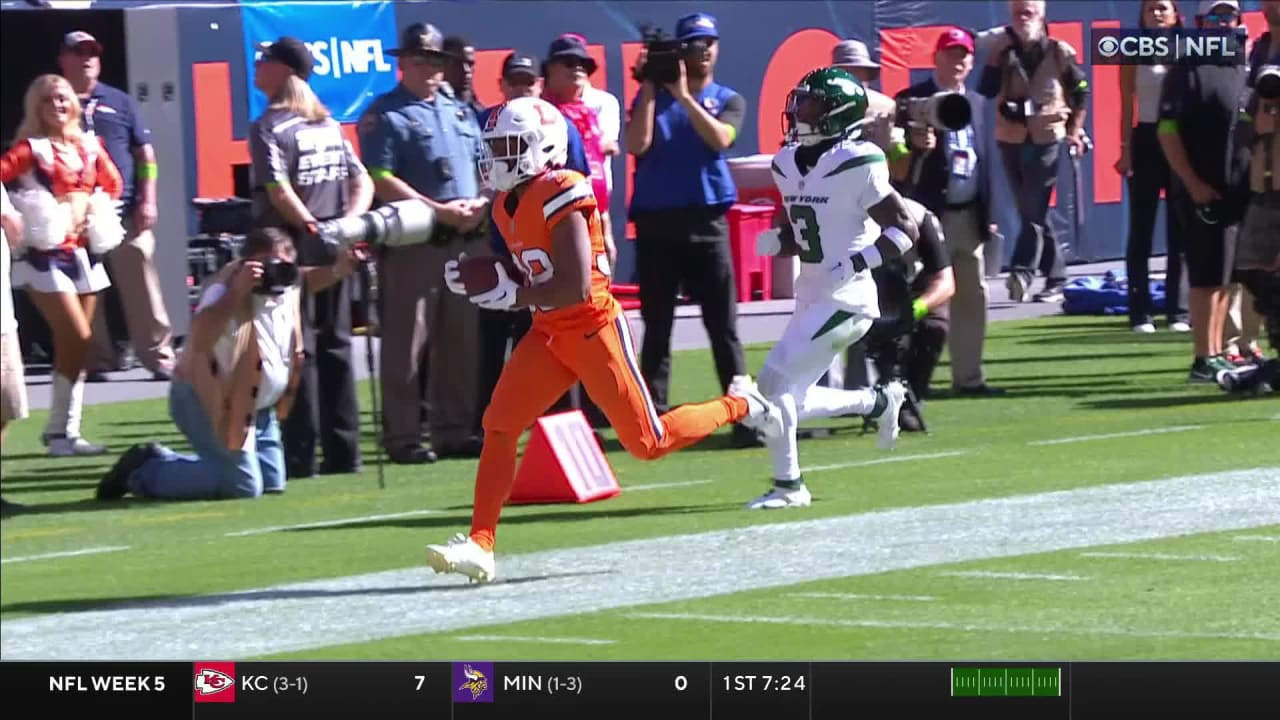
left=1169, top=321, right=1192, bottom=333
left=875, top=382, right=907, bottom=450
left=746, top=483, right=812, bottom=510
left=1132, top=323, right=1156, bottom=334
left=426, top=533, right=496, bottom=584
left=49, top=436, right=108, bottom=457
left=729, top=375, right=782, bottom=440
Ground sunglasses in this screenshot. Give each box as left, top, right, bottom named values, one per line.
left=1203, top=10, right=1239, bottom=24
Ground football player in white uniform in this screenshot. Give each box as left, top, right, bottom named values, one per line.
left=745, top=67, right=921, bottom=510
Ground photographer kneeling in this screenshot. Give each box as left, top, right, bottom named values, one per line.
left=95, top=227, right=361, bottom=501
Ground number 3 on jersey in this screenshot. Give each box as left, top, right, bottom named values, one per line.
left=788, top=204, right=825, bottom=264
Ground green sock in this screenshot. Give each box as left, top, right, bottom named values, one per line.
left=869, top=386, right=888, bottom=416
left=773, top=477, right=804, bottom=491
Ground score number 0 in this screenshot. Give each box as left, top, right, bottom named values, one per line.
left=674, top=675, right=688, bottom=691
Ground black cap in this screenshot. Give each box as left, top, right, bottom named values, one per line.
left=545, top=33, right=597, bottom=74
left=257, top=37, right=313, bottom=81
left=61, top=30, right=102, bottom=55
left=502, top=52, right=538, bottom=79
left=387, top=22, right=447, bottom=57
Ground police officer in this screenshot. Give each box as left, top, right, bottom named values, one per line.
left=625, top=12, right=758, bottom=448
left=248, top=37, right=373, bottom=477
left=359, top=23, right=488, bottom=464
left=58, top=31, right=175, bottom=380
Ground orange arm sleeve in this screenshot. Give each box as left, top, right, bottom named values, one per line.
left=0, top=141, right=33, bottom=184
left=94, top=137, right=124, bottom=199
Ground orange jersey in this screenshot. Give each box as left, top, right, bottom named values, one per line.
left=492, top=169, right=619, bottom=334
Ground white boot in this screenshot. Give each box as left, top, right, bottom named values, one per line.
left=47, top=372, right=107, bottom=457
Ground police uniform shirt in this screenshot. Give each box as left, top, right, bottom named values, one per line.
left=249, top=108, right=366, bottom=225
left=1159, top=59, right=1249, bottom=188
left=359, top=84, right=481, bottom=202
left=79, top=81, right=150, bottom=212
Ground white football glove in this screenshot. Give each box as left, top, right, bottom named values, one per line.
left=470, top=262, right=520, bottom=311
left=443, top=253, right=468, bottom=296
left=756, top=228, right=783, bottom=257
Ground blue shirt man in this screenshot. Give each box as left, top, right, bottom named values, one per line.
left=623, top=12, right=756, bottom=447
left=357, top=23, right=488, bottom=464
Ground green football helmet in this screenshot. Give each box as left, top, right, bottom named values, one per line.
left=783, top=66, right=870, bottom=146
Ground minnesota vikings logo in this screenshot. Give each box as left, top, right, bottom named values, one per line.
left=458, top=664, right=489, bottom=701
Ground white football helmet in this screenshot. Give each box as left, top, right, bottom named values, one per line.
left=479, top=96, right=569, bottom=192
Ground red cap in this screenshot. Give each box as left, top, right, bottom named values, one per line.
left=935, top=27, right=974, bottom=54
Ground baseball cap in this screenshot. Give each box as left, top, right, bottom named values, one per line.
left=934, top=27, right=975, bottom=54
left=831, top=40, right=879, bottom=68
left=1198, top=0, right=1240, bottom=14
left=502, top=52, right=538, bottom=79
left=257, top=37, right=313, bottom=80
left=61, top=30, right=102, bottom=55
left=676, top=12, right=719, bottom=42
left=546, top=33, right=597, bottom=74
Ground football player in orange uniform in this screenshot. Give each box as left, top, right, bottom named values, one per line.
left=427, top=97, right=781, bottom=582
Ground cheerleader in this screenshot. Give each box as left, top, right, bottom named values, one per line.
left=1, top=74, right=124, bottom=456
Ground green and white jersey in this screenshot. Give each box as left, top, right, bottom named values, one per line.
left=771, top=136, right=893, bottom=313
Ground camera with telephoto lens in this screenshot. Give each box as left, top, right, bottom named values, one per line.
left=999, top=97, right=1035, bottom=124
left=1256, top=66, right=1280, bottom=102
left=254, top=256, right=300, bottom=296
left=299, top=199, right=437, bottom=267
left=896, top=91, right=972, bottom=131
left=634, top=25, right=683, bottom=85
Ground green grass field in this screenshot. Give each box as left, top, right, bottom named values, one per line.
left=1, top=315, right=1277, bottom=661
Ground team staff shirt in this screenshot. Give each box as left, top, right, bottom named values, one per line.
left=249, top=107, right=366, bottom=224
left=359, top=84, right=481, bottom=202
left=491, top=169, right=619, bottom=334
left=79, top=81, right=149, bottom=212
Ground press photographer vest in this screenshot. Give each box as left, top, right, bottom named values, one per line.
left=994, top=39, right=1073, bottom=144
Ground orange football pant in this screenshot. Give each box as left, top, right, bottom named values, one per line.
left=469, top=314, right=749, bottom=550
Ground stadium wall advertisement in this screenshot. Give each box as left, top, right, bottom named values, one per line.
left=2, top=1, right=1272, bottom=312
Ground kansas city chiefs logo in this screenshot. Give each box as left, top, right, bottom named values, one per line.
left=196, top=668, right=232, bottom=695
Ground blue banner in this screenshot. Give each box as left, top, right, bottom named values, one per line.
left=241, top=1, right=398, bottom=122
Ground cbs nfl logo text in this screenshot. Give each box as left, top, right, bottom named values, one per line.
left=1092, top=29, right=1246, bottom=65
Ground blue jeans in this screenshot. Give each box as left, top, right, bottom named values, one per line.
left=129, top=380, right=285, bottom=499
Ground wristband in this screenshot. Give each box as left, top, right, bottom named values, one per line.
left=850, top=245, right=883, bottom=273
left=882, top=225, right=913, bottom=254
left=138, top=162, right=157, bottom=180
left=912, top=298, right=929, bottom=321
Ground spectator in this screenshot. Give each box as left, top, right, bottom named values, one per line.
left=248, top=36, right=374, bottom=477
left=94, top=227, right=360, bottom=501
left=889, top=27, right=1004, bottom=396
left=473, top=52, right=592, bottom=436
left=2, top=185, right=27, bottom=514
left=830, top=39, right=896, bottom=119
left=1156, top=0, right=1250, bottom=381
left=2, top=74, right=122, bottom=457
left=979, top=0, right=1090, bottom=304
left=575, top=34, right=623, bottom=236
left=358, top=23, right=488, bottom=463
left=442, top=35, right=485, bottom=122
left=58, top=31, right=175, bottom=381
left=1117, top=1, right=1191, bottom=334
left=625, top=12, right=759, bottom=448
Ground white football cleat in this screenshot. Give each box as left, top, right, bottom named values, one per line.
left=49, top=436, right=108, bottom=457
left=426, top=533, right=496, bottom=584
left=875, top=381, right=907, bottom=450
left=729, top=375, right=783, bottom=439
left=746, top=483, right=813, bottom=510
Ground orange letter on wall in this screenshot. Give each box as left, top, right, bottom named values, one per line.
left=756, top=29, right=843, bottom=153
left=1091, top=20, right=1122, bottom=204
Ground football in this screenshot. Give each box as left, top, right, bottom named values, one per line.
left=458, top=255, right=526, bottom=296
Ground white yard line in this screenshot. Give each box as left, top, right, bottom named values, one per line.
left=1233, top=535, right=1280, bottom=543
left=1027, top=425, right=1202, bottom=446
left=802, top=450, right=970, bottom=473
left=454, top=635, right=616, bottom=646
left=0, top=546, right=131, bottom=565
left=3, top=467, right=1277, bottom=660
left=627, top=480, right=713, bottom=492
left=936, top=570, right=1088, bottom=582
left=622, top=612, right=1280, bottom=643
left=788, top=592, right=939, bottom=602
left=224, top=510, right=442, bottom=537
left=1080, top=551, right=1239, bottom=562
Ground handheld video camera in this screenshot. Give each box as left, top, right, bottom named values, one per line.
left=254, top=257, right=301, bottom=296
left=634, top=25, right=684, bottom=85
left=896, top=91, right=972, bottom=132
left=298, top=199, right=437, bottom=267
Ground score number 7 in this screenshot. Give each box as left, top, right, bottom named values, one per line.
left=415, top=675, right=426, bottom=691
left=787, top=204, right=826, bottom=264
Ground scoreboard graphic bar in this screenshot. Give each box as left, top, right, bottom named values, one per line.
left=3, top=661, right=1274, bottom=719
